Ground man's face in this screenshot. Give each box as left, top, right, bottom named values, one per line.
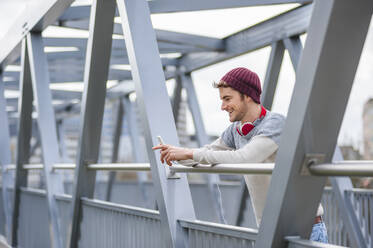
left=219, top=87, right=249, bottom=123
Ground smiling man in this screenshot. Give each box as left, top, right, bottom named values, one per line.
left=153, top=67, right=328, bottom=243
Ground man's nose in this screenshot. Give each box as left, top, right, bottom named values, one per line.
left=221, top=103, right=226, bottom=111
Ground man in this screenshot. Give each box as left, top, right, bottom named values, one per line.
left=153, top=67, right=328, bottom=243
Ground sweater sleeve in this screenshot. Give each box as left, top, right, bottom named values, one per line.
left=193, top=135, right=278, bottom=164
left=177, top=137, right=232, bottom=166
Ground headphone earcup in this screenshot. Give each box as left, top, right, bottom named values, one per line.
left=240, top=122, right=254, bottom=136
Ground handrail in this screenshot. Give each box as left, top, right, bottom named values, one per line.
left=309, top=162, right=373, bottom=176
left=87, top=163, right=151, bottom=171
left=169, top=163, right=274, bottom=174
left=3, top=161, right=373, bottom=177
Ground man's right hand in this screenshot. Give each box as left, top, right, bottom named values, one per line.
left=152, top=144, right=193, bottom=166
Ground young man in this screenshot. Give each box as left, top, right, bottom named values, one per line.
left=153, top=67, right=328, bottom=243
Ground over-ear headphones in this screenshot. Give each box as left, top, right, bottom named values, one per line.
left=236, top=106, right=267, bottom=136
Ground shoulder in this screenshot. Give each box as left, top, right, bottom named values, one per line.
left=256, top=112, right=286, bottom=144
left=221, top=122, right=239, bottom=149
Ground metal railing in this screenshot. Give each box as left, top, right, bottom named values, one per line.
left=3, top=184, right=373, bottom=247
left=6, top=161, right=373, bottom=177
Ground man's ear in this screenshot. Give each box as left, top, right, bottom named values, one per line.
left=244, top=95, right=252, bottom=104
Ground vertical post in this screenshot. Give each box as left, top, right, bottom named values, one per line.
left=66, top=0, right=116, bottom=247
left=181, top=72, right=227, bottom=224
left=122, top=96, right=152, bottom=208
left=27, top=31, right=65, bottom=248
left=256, top=1, right=373, bottom=247
left=0, top=74, right=14, bottom=242
left=11, top=39, right=33, bottom=247
left=261, top=41, right=285, bottom=109
left=116, top=0, right=196, bottom=246
left=105, top=98, right=124, bottom=202
left=283, top=35, right=303, bottom=72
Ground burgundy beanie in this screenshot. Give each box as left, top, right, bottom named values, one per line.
left=220, top=67, right=262, bottom=104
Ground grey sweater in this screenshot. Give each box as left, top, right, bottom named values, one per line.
left=190, top=109, right=324, bottom=225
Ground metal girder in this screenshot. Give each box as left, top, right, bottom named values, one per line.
left=181, top=73, right=227, bottom=224
left=256, top=1, right=373, bottom=247
left=329, top=148, right=366, bottom=248
left=178, top=4, right=312, bottom=72
left=105, top=99, right=124, bottom=201
left=172, top=76, right=183, bottom=123
left=27, top=32, right=65, bottom=248
left=283, top=35, right=303, bottom=71
left=11, top=39, right=33, bottom=247
left=66, top=0, right=116, bottom=246
left=261, top=41, right=285, bottom=109
left=60, top=0, right=310, bottom=21
left=122, top=96, right=152, bottom=208
left=0, top=75, right=14, bottom=242
left=59, top=21, right=224, bottom=51
left=116, top=0, right=196, bottom=246
left=6, top=66, right=131, bottom=83
left=46, top=52, right=178, bottom=66
left=44, top=36, right=215, bottom=54
left=0, top=0, right=74, bottom=69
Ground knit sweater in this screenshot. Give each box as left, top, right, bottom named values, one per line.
left=189, top=110, right=324, bottom=225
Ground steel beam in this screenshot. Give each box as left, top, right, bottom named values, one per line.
left=256, top=1, right=373, bottom=247
left=44, top=36, right=214, bottom=54
left=60, top=1, right=311, bottom=21
left=0, top=0, right=74, bottom=69
left=105, top=99, right=124, bottom=202
left=172, top=76, right=183, bottom=123
left=181, top=73, right=226, bottom=224
left=0, top=75, right=14, bottom=242
left=66, top=0, right=116, bottom=247
left=329, top=148, right=366, bottom=248
left=122, top=96, right=152, bottom=208
left=11, top=39, right=33, bottom=247
left=261, top=41, right=285, bottom=109
left=283, top=35, right=303, bottom=71
left=51, top=24, right=224, bottom=51
left=116, top=0, right=196, bottom=246
left=27, top=32, right=65, bottom=248
left=179, top=4, right=312, bottom=72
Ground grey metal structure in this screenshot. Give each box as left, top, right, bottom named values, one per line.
left=1, top=0, right=373, bottom=248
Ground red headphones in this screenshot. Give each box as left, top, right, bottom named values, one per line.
left=236, top=106, right=267, bottom=136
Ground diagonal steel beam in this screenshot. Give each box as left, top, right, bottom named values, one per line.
left=256, top=1, right=373, bottom=247
left=172, top=75, right=183, bottom=123
left=122, top=96, right=152, bottom=208
left=330, top=148, right=366, bottom=248
left=179, top=4, right=313, bottom=73
left=116, top=0, right=196, bottom=246
left=283, top=35, right=303, bottom=71
left=261, top=41, right=285, bottom=109
left=60, top=1, right=311, bottom=21
left=58, top=21, right=224, bottom=51
left=27, top=32, right=65, bottom=248
left=105, top=99, right=124, bottom=202
left=11, top=39, right=33, bottom=247
left=66, top=0, right=116, bottom=246
left=0, top=74, right=14, bottom=243
left=0, top=0, right=74, bottom=69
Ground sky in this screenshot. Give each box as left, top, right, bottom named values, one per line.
left=1, top=1, right=373, bottom=153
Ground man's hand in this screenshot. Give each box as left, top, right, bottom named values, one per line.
left=152, top=144, right=193, bottom=166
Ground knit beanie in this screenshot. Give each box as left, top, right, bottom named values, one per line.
left=220, top=67, right=262, bottom=104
